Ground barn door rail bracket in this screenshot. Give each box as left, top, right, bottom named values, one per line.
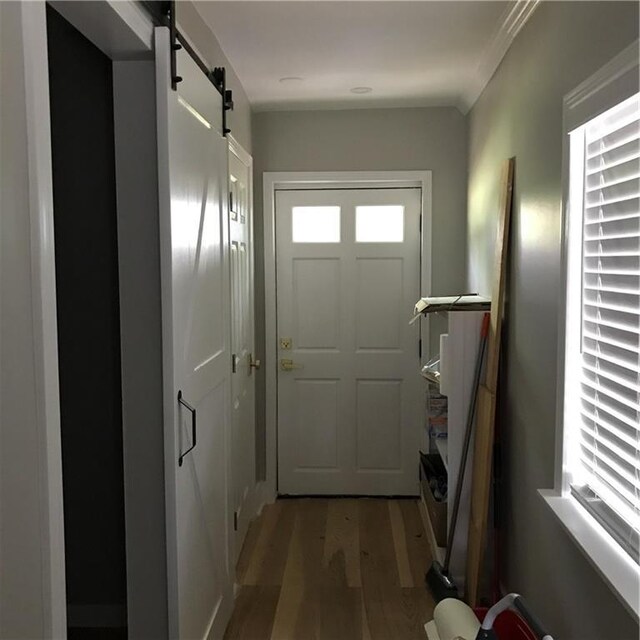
left=144, top=1, right=234, bottom=135
left=212, top=66, right=234, bottom=136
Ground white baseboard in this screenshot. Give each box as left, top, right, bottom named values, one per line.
left=253, top=480, right=277, bottom=516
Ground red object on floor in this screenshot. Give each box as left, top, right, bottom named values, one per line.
left=474, top=608, right=539, bottom=640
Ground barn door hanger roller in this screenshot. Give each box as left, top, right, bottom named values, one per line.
left=161, top=0, right=234, bottom=135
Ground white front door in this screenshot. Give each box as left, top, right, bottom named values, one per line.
left=156, top=29, right=233, bottom=639
left=228, top=143, right=256, bottom=560
left=276, top=188, right=422, bottom=495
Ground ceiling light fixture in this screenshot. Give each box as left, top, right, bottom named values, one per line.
left=350, top=86, right=373, bottom=94
left=279, top=76, right=304, bottom=84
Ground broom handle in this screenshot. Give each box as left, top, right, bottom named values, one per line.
left=443, top=312, right=490, bottom=572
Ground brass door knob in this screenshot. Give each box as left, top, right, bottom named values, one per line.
left=249, top=354, right=261, bottom=374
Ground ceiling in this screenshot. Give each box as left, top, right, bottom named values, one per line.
left=194, top=1, right=539, bottom=113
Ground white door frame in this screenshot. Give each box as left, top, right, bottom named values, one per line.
left=10, top=2, right=154, bottom=636
left=227, top=133, right=263, bottom=549
left=3, top=4, right=67, bottom=636
left=228, top=134, right=253, bottom=174
left=262, top=171, right=432, bottom=499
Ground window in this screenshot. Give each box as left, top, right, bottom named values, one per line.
left=545, top=44, right=640, bottom=614
left=564, top=92, right=640, bottom=563
left=355, top=205, right=404, bottom=242
left=292, top=206, right=340, bottom=243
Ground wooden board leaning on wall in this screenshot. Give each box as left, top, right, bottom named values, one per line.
left=465, top=157, right=515, bottom=606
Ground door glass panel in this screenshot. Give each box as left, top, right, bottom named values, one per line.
left=356, top=205, right=404, bottom=242
left=292, top=206, right=341, bottom=243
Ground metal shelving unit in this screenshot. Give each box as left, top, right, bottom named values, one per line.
left=417, top=304, right=487, bottom=591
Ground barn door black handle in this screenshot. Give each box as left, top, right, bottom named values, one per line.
left=177, top=390, right=196, bottom=466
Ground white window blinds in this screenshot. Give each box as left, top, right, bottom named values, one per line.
left=569, top=93, right=640, bottom=560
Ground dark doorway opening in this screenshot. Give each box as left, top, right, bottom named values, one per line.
left=47, top=5, right=128, bottom=637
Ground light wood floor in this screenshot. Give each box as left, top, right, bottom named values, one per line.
left=224, top=498, right=435, bottom=640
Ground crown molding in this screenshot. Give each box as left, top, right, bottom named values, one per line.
left=460, top=0, right=540, bottom=113
left=562, top=39, right=639, bottom=133
left=564, top=39, right=639, bottom=111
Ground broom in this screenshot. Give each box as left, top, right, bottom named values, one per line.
left=426, top=312, right=490, bottom=601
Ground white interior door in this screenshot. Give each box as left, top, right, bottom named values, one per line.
left=156, top=29, right=233, bottom=639
left=228, top=143, right=256, bottom=560
left=276, top=188, right=422, bottom=495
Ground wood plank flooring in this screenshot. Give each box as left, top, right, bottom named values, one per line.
left=224, top=498, right=435, bottom=640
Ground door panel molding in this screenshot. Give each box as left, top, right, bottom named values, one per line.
left=263, top=171, right=432, bottom=499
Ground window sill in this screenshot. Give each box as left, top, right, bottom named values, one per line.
left=539, top=489, right=639, bottom=620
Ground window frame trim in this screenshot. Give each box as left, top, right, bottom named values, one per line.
left=545, top=40, right=640, bottom=619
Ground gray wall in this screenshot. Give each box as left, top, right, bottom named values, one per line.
left=252, top=106, right=468, bottom=478
left=466, top=2, right=638, bottom=638
left=178, top=1, right=252, bottom=153
left=113, top=61, right=168, bottom=640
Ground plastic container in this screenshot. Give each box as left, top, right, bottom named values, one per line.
left=474, top=608, right=539, bottom=640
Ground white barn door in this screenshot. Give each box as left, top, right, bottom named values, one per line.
left=276, top=188, right=422, bottom=496
left=156, top=29, right=233, bottom=639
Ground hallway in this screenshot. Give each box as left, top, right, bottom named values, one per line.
left=224, top=498, right=435, bottom=640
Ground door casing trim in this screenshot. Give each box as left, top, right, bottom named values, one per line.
left=262, top=170, right=433, bottom=502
